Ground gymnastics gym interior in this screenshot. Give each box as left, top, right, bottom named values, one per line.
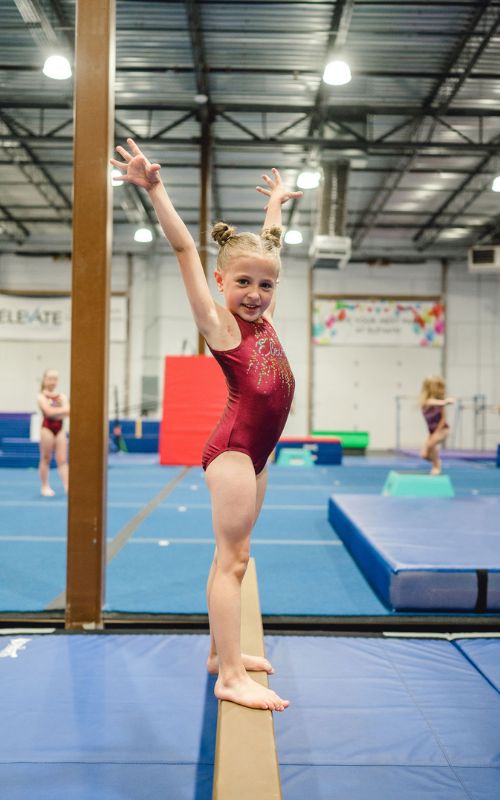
left=1, top=2, right=500, bottom=798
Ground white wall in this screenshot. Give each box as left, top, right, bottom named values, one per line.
left=0, top=254, right=128, bottom=417
left=446, top=262, right=500, bottom=450
left=1, top=251, right=499, bottom=450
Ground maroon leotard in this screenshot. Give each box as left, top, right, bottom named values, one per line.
left=422, top=404, right=449, bottom=434
left=41, top=394, right=64, bottom=436
left=202, top=314, right=295, bottom=474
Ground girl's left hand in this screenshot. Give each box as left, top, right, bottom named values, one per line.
left=256, top=168, right=303, bottom=209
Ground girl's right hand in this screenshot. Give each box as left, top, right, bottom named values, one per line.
left=110, top=138, right=161, bottom=191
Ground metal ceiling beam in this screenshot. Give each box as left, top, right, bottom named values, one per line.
left=350, top=2, right=500, bottom=249
left=2, top=99, right=500, bottom=119
left=6, top=62, right=500, bottom=80
left=184, top=0, right=222, bottom=223
left=0, top=203, right=30, bottom=242
left=413, top=132, right=500, bottom=251
left=0, top=110, right=71, bottom=224
left=0, top=160, right=486, bottom=176
left=1, top=133, right=498, bottom=154
left=284, top=0, right=355, bottom=235
left=10, top=0, right=73, bottom=227
left=470, top=213, right=500, bottom=245
left=13, top=0, right=59, bottom=47
left=13, top=214, right=486, bottom=232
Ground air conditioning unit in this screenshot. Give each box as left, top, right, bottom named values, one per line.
left=468, top=244, right=500, bottom=274
left=309, top=235, right=351, bottom=269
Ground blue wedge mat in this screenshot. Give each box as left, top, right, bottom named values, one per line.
left=1, top=634, right=499, bottom=800
left=329, top=495, right=500, bottom=611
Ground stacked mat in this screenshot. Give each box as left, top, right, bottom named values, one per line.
left=329, top=495, right=500, bottom=612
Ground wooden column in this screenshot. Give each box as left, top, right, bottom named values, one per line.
left=198, top=115, right=211, bottom=355
left=307, top=266, right=314, bottom=435
left=66, top=0, right=115, bottom=629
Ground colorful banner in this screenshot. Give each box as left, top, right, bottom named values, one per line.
left=313, top=298, right=444, bottom=347
left=0, top=293, right=127, bottom=342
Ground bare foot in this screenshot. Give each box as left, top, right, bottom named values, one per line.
left=207, top=653, right=274, bottom=675
left=41, top=486, right=55, bottom=497
left=430, top=466, right=441, bottom=475
left=215, top=673, right=289, bottom=711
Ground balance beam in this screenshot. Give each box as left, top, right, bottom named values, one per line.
left=212, top=558, right=282, bottom=800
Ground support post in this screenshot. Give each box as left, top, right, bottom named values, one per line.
left=65, top=0, right=115, bottom=629
left=198, top=115, right=211, bottom=355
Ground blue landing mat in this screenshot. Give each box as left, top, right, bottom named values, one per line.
left=329, top=495, right=500, bottom=611
left=270, top=636, right=500, bottom=800
left=1, top=634, right=499, bottom=800
left=0, top=634, right=217, bottom=800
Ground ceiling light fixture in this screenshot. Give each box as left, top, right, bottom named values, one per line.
left=42, top=55, right=72, bottom=80
left=284, top=229, right=303, bottom=245
left=111, top=169, right=123, bottom=187
left=323, top=59, right=352, bottom=86
left=134, top=227, right=153, bottom=243
left=297, top=170, right=321, bottom=190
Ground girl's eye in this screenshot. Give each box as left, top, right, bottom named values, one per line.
left=261, top=283, right=273, bottom=290
left=237, top=279, right=248, bottom=285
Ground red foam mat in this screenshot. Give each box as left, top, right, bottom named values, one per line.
left=160, top=356, right=226, bottom=466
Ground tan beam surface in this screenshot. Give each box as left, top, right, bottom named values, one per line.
left=66, top=0, right=115, bottom=629
left=213, top=559, right=282, bottom=800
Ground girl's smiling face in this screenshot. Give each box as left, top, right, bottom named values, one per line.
left=214, top=254, right=279, bottom=321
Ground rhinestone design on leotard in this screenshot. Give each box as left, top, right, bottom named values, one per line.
left=247, top=319, right=295, bottom=397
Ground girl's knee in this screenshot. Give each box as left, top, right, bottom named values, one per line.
left=219, top=550, right=250, bottom=581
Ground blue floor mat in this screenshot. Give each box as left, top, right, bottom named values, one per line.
left=454, top=639, right=500, bottom=694
left=270, top=636, right=500, bottom=800
left=1, top=634, right=499, bottom=800
left=106, top=539, right=388, bottom=615
left=1, top=457, right=498, bottom=616
left=0, top=541, right=66, bottom=610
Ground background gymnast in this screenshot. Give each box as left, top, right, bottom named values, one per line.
left=112, top=138, right=302, bottom=711
left=419, top=375, right=455, bottom=475
left=37, top=368, right=70, bottom=496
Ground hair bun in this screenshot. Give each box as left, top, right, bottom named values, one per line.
left=261, top=225, right=282, bottom=249
left=211, top=221, right=236, bottom=247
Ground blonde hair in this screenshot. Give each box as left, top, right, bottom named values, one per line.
left=40, top=369, right=58, bottom=392
left=211, top=221, right=282, bottom=273
left=420, top=375, right=445, bottom=407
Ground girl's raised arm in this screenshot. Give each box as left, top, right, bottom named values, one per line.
left=256, top=168, right=303, bottom=231
left=111, top=139, right=220, bottom=337
left=256, top=168, right=303, bottom=319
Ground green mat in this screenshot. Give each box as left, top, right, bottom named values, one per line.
left=313, top=431, right=369, bottom=449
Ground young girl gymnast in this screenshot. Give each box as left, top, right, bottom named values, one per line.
left=111, top=138, right=302, bottom=711
left=37, top=369, right=70, bottom=496
left=419, top=375, right=455, bottom=475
